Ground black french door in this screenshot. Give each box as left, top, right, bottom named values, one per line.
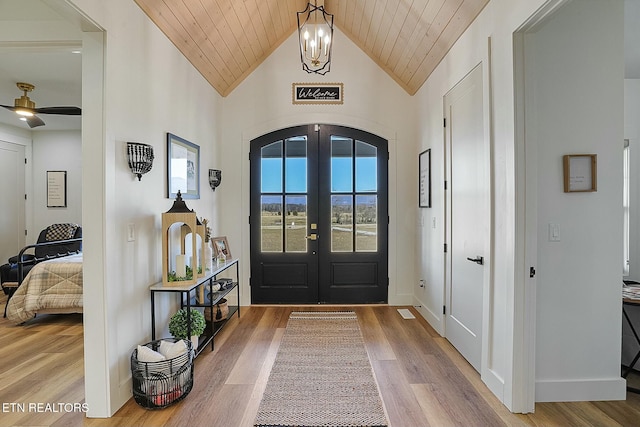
left=250, top=124, right=388, bottom=304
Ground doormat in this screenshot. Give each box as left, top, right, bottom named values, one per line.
left=254, top=311, right=388, bottom=427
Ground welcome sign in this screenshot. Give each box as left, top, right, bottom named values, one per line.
left=292, top=83, right=344, bottom=104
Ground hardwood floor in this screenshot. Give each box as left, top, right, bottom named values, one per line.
left=1, top=301, right=639, bottom=427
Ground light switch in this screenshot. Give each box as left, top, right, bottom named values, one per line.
left=548, top=223, right=560, bottom=242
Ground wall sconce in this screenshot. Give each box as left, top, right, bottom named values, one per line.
left=209, top=169, right=222, bottom=191
left=127, top=142, right=154, bottom=181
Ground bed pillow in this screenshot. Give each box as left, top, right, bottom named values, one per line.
left=137, top=345, right=166, bottom=363
left=159, top=339, right=188, bottom=359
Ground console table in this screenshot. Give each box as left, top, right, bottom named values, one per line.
left=150, top=258, right=240, bottom=357
left=623, top=282, right=640, bottom=394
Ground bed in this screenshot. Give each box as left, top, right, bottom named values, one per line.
left=6, top=252, right=83, bottom=324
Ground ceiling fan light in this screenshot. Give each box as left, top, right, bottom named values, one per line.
left=15, top=108, right=34, bottom=117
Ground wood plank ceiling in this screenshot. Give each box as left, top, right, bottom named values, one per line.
left=133, top=0, right=489, bottom=97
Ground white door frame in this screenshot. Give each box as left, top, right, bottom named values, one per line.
left=0, top=140, right=26, bottom=262
left=512, top=0, right=571, bottom=413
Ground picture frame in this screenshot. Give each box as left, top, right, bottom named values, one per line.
left=419, top=149, right=431, bottom=208
left=292, top=83, right=344, bottom=104
left=563, top=154, right=597, bottom=193
left=167, top=133, right=200, bottom=199
left=211, top=236, right=231, bottom=259
left=47, top=170, right=67, bottom=208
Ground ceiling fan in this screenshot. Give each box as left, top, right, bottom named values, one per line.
left=0, top=82, right=81, bottom=128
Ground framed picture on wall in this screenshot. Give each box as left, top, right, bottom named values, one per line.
left=47, top=170, right=67, bottom=208
left=563, top=154, right=597, bottom=193
left=419, top=149, right=431, bottom=208
left=167, top=133, right=200, bottom=199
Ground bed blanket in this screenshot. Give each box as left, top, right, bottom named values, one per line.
left=7, top=253, right=82, bottom=324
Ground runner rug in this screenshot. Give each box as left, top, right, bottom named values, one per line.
left=254, top=311, right=388, bottom=427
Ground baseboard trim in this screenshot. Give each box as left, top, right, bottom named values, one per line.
left=412, top=296, right=443, bottom=336
left=535, top=377, right=627, bottom=402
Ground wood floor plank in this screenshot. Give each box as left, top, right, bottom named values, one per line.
left=225, top=307, right=284, bottom=384
left=411, top=383, right=458, bottom=427
left=591, top=396, right=640, bottom=426
left=356, top=306, right=397, bottom=361
left=3, top=301, right=640, bottom=427
left=433, top=334, right=530, bottom=426
left=372, top=358, right=432, bottom=427
left=238, top=325, right=286, bottom=427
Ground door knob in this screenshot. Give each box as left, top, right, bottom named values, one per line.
left=305, top=233, right=318, bottom=241
left=466, top=256, right=484, bottom=265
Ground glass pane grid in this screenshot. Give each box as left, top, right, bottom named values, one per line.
left=285, top=195, right=308, bottom=253
left=330, top=136, right=380, bottom=254
left=261, top=195, right=283, bottom=252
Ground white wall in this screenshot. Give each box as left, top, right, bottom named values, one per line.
left=413, top=0, right=552, bottom=410
left=221, top=27, right=419, bottom=306
left=31, top=130, right=82, bottom=232
left=413, top=0, right=626, bottom=411
left=530, top=0, right=625, bottom=402
left=63, top=0, right=222, bottom=416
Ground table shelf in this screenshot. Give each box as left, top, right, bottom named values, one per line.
left=150, top=258, right=240, bottom=357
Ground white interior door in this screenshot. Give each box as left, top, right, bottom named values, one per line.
left=444, top=64, right=486, bottom=372
left=0, top=140, right=25, bottom=263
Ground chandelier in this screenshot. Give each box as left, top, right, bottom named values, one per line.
left=297, top=1, right=334, bottom=75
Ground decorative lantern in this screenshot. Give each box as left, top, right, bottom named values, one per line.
left=162, top=191, right=197, bottom=286
left=180, top=218, right=207, bottom=279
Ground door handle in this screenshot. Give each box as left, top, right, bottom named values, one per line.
left=466, top=256, right=484, bottom=265
left=305, top=233, right=318, bottom=241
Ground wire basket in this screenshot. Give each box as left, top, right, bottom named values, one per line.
left=131, top=338, right=194, bottom=409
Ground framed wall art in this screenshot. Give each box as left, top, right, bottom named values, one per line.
left=563, top=154, right=597, bottom=193
left=292, top=83, right=344, bottom=104
left=47, top=170, right=67, bottom=208
left=167, top=133, right=200, bottom=199
left=419, top=149, right=431, bottom=208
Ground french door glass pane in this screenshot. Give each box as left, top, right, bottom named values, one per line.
left=261, top=141, right=283, bottom=193
left=261, top=195, right=283, bottom=252
left=331, top=195, right=353, bottom=252
left=356, top=141, right=377, bottom=192
left=285, top=137, right=307, bottom=193
left=356, top=195, right=377, bottom=252
left=285, top=195, right=307, bottom=252
left=331, top=137, right=353, bottom=192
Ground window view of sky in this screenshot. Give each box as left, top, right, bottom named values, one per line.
left=261, top=157, right=377, bottom=195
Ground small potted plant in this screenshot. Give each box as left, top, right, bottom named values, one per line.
left=168, top=308, right=206, bottom=349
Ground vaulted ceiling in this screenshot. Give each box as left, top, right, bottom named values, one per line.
left=133, top=0, right=489, bottom=97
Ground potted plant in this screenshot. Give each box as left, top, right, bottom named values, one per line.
left=168, top=308, right=206, bottom=349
